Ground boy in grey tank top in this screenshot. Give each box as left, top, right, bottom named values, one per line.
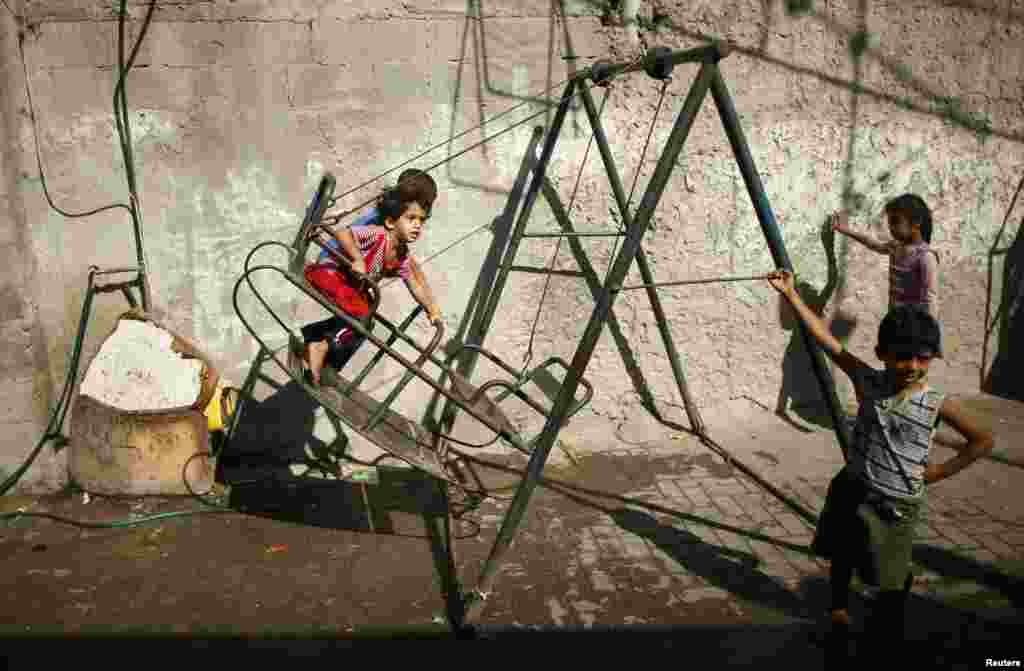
left=766, top=269, right=993, bottom=659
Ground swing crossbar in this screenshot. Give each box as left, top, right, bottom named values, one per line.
left=509, top=266, right=587, bottom=278
left=521, top=231, right=626, bottom=238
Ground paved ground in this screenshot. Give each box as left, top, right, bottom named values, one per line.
left=1, top=390, right=1022, bottom=666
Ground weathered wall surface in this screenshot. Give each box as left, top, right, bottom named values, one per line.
left=1, top=6, right=62, bottom=493
left=1, top=0, right=1021, bottom=491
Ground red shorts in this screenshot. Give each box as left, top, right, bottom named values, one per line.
left=304, top=264, right=370, bottom=318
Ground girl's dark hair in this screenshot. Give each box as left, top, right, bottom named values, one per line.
left=884, top=193, right=933, bottom=243
left=378, top=169, right=437, bottom=220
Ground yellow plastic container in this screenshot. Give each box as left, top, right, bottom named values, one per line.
left=204, top=384, right=238, bottom=433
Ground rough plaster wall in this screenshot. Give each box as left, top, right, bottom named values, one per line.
left=2, top=0, right=1022, bottom=490
left=1, top=5, right=63, bottom=492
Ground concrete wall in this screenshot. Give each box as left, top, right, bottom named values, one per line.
left=1, top=0, right=1021, bottom=492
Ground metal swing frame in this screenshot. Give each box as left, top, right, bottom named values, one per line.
left=440, top=42, right=853, bottom=625
left=224, top=41, right=853, bottom=630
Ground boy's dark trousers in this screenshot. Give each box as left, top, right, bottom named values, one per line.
left=819, top=469, right=916, bottom=659
left=301, top=316, right=371, bottom=371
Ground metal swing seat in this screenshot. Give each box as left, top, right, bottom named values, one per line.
left=227, top=170, right=592, bottom=492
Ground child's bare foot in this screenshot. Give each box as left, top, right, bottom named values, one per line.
left=829, top=608, right=851, bottom=630
left=306, top=340, right=328, bottom=387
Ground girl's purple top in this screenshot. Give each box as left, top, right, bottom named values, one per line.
left=889, top=242, right=938, bottom=313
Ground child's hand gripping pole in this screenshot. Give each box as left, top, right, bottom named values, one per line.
left=766, top=269, right=845, bottom=359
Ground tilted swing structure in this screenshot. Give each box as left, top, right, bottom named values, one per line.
left=227, top=42, right=853, bottom=627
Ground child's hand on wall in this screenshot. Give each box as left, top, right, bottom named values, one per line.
left=829, top=211, right=851, bottom=235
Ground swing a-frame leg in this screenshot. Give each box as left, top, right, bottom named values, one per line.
left=455, top=41, right=851, bottom=627
left=455, top=48, right=722, bottom=625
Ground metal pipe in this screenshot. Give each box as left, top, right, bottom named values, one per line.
left=435, top=87, right=575, bottom=451
left=616, top=273, right=773, bottom=291
left=432, top=120, right=558, bottom=452
left=463, top=63, right=716, bottom=624
left=343, top=307, right=422, bottom=395
left=363, top=322, right=445, bottom=433
left=539, top=177, right=666, bottom=424
left=232, top=266, right=528, bottom=450
left=220, top=346, right=271, bottom=456
left=576, top=72, right=706, bottom=435
left=93, top=280, right=140, bottom=295
left=91, top=266, right=141, bottom=276
left=508, top=266, right=587, bottom=278
left=425, top=124, right=540, bottom=438
left=455, top=126, right=544, bottom=368
left=709, top=68, right=852, bottom=459
left=521, top=231, right=625, bottom=238
left=581, top=42, right=731, bottom=85
left=474, top=81, right=576, bottom=345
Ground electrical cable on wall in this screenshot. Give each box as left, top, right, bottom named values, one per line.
left=1, top=1, right=235, bottom=525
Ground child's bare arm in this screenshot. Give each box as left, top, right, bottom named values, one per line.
left=767, top=270, right=870, bottom=392
left=332, top=228, right=366, bottom=275
left=404, top=257, right=441, bottom=324
left=924, top=398, right=994, bottom=485
left=830, top=212, right=893, bottom=255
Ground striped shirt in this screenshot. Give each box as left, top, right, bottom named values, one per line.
left=318, top=207, right=412, bottom=281
left=318, top=208, right=377, bottom=265
left=847, top=369, right=944, bottom=501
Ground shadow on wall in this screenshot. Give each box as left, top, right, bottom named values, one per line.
left=775, top=220, right=856, bottom=429
left=983, top=211, right=1023, bottom=402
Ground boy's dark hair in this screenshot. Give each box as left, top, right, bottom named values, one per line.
left=875, top=305, right=942, bottom=360
left=884, top=193, right=933, bottom=244
left=379, top=169, right=437, bottom=220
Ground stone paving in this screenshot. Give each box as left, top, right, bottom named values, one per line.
left=1, top=394, right=1021, bottom=666
left=450, top=395, right=1024, bottom=658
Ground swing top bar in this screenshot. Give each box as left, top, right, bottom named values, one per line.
left=584, top=41, right=733, bottom=85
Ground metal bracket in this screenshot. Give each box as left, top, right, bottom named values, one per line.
left=589, top=60, right=616, bottom=87
left=643, top=46, right=675, bottom=80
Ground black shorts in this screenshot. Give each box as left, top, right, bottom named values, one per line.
left=300, top=316, right=371, bottom=371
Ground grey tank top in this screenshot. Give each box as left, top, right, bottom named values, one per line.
left=848, top=371, right=944, bottom=501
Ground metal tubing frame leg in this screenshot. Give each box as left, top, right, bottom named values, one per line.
left=708, top=69, right=852, bottom=458
left=462, top=61, right=717, bottom=624
left=220, top=345, right=271, bottom=457
left=575, top=80, right=705, bottom=435
left=538, top=177, right=670, bottom=429
left=432, top=126, right=545, bottom=436
left=436, top=89, right=575, bottom=445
